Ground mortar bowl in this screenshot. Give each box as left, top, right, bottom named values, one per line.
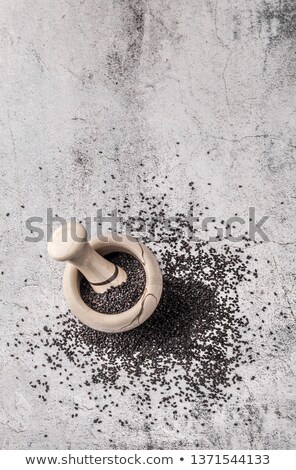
left=63, top=234, right=163, bottom=333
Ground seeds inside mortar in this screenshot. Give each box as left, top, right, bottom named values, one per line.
left=80, top=252, right=146, bottom=314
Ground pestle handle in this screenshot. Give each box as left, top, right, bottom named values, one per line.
left=48, top=222, right=127, bottom=294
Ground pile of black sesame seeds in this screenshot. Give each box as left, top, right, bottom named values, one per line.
left=80, top=252, right=146, bottom=314
left=14, top=180, right=265, bottom=427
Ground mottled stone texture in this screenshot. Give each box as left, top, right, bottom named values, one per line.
left=0, top=0, right=296, bottom=449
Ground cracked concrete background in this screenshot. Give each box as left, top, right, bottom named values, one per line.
left=0, top=0, right=296, bottom=449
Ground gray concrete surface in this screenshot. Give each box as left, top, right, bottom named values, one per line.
left=0, top=0, right=296, bottom=449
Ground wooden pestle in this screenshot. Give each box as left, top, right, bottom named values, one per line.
left=48, top=222, right=127, bottom=294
